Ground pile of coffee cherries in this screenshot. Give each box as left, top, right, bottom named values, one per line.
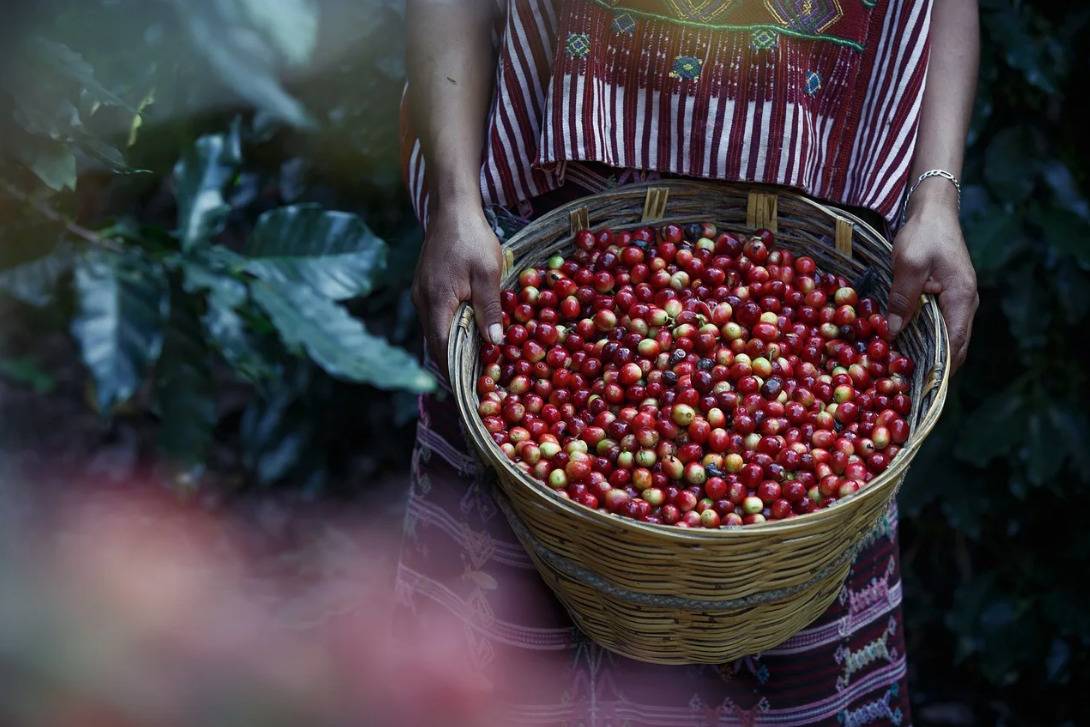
left=476, top=224, right=915, bottom=528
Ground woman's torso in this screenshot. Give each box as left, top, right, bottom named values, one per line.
left=404, top=0, right=932, bottom=226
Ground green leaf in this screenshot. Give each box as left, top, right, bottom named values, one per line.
left=0, top=244, right=74, bottom=306
left=250, top=280, right=433, bottom=392
left=235, top=0, right=319, bottom=66
left=1024, top=411, right=1064, bottom=488
left=154, top=288, right=216, bottom=468
left=1042, top=161, right=1090, bottom=220
left=961, top=188, right=1024, bottom=277
left=1046, top=639, right=1071, bottom=684
left=3, top=38, right=136, bottom=185
left=14, top=137, right=77, bottom=192
left=6, top=62, right=84, bottom=140
left=1038, top=205, right=1090, bottom=267
left=955, top=385, right=1026, bottom=467
left=1000, top=267, right=1050, bottom=350
left=172, top=126, right=242, bottom=251
left=170, top=0, right=316, bottom=127
left=243, top=205, right=387, bottom=300
left=239, top=369, right=315, bottom=485
left=1047, top=405, right=1090, bottom=474
left=72, top=132, right=128, bottom=173
left=25, top=37, right=135, bottom=112
left=181, top=257, right=275, bottom=383
left=982, top=5, right=1062, bottom=94
left=71, top=249, right=169, bottom=412
left=0, top=356, right=56, bottom=394
left=984, top=127, right=1039, bottom=202
left=1054, top=265, right=1090, bottom=325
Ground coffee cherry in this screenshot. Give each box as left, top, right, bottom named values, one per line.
left=480, top=224, right=914, bottom=527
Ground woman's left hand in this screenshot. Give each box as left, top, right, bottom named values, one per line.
left=886, top=183, right=979, bottom=372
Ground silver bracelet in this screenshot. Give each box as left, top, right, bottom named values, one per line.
left=900, top=169, right=961, bottom=224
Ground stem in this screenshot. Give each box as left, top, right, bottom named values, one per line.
left=0, top=179, right=124, bottom=252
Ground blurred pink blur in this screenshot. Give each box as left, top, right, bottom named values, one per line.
left=0, top=472, right=535, bottom=726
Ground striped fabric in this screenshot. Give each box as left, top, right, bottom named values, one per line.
left=403, top=0, right=932, bottom=226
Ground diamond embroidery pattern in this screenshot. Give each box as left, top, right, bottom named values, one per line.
left=766, top=0, right=844, bottom=34
left=669, top=55, right=703, bottom=81
left=566, top=32, right=591, bottom=59
left=665, top=0, right=739, bottom=22
left=751, top=27, right=778, bottom=50
left=611, top=11, right=636, bottom=35
left=805, top=69, right=822, bottom=95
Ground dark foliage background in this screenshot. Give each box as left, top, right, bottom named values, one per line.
left=0, top=1, right=1087, bottom=724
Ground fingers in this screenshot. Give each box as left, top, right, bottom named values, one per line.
left=412, top=282, right=454, bottom=379
left=428, top=298, right=457, bottom=378
left=886, top=249, right=930, bottom=339
left=471, top=255, right=504, bottom=346
left=939, top=283, right=978, bottom=372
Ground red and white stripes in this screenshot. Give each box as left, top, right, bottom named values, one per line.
left=403, top=0, right=934, bottom=226
left=845, top=0, right=933, bottom=214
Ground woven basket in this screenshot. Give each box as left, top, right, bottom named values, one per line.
left=448, top=181, right=949, bottom=665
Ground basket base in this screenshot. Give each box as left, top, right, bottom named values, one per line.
left=535, top=553, right=851, bottom=665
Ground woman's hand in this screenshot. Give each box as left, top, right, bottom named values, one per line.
left=411, top=204, right=504, bottom=377
left=887, top=183, right=979, bottom=371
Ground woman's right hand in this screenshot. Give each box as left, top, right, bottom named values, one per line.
left=411, top=204, right=505, bottom=377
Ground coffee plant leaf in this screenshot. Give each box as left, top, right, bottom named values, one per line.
left=1053, top=265, right=1090, bottom=325
left=71, top=249, right=169, bottom=413
left=14, top=136, right=78, bottom=192
left=172, top=127, right=242, bottom=251
left=1038, top=205, right=1090, bottom=268
left=0, top=356, right=56, bottom=395
left=1000, top=266, right=1051, bottom=350
left=961, top=185, right=1024, bottom=279
left=0, top=243, right=75, bottom=306
left=239, top=367, right=316, bottom=485
left=1024, top=410, right=1065, bottom=488
left=982, top=3, right=1062, bottom=94
left=243, top=205, right=387, bottom=300
left=170, top=0, right=316, bottom=127
left=954, top=385, right=1026, bottom=467
left=984, top=127, right=1038, bottom=203
left=250, top=280, right=433, bottom=392
left=24, top=36, right=135, bottom=112
left=182, top=258, right=277, bottom=384
left=154, top=288, right=216, bottom=468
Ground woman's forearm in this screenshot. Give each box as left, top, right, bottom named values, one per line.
left=905, top=0, right=979, bottom=216
left=888, top=0, right=980, bottom=370
left=405, top=0, right=496, bottom=211
left=408, top=1, right=506, bottom=366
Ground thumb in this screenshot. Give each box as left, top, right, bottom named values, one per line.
left=886, top=252, right=929, bottom=338
left=471, top=260, right=504, bottom=346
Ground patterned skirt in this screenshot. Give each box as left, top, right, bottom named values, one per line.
left=394, top=164, right=912, bottom=727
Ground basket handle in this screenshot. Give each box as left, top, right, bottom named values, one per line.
left=569, top=207, right=589, bottom=235
left=835, top=216, right=854, bottom=258
left=919, top=363, right=944, bottom=410
left=642, top=187, right=670, bottom=221
left=501, top=247, right=514, bottom=278
left=746, top=190, right=778, bottom=232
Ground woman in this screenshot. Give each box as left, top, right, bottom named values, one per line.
left=400, top=1, right=978, bottom=724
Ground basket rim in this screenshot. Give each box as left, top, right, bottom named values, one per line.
left=448, top=180, right=950, bottom=541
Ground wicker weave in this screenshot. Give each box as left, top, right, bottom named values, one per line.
left=448, top=181, right=949, bottom=665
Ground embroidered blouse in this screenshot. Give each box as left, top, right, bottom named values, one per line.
left=403, top=0, right=933, bottom=225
